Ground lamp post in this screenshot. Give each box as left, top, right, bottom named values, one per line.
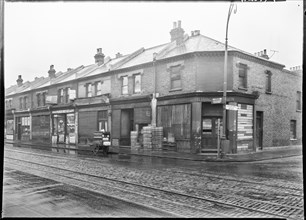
left=222, top=3, right=237, bottom=138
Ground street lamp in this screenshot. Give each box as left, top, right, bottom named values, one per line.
left=222, top=3, right=237, bottom=138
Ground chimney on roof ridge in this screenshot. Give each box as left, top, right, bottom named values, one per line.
left=116, top=52, right=122, bottom=58
left=94, top=48, right=105, bottom=65
left=16, top=75, right=23, bottom=87
left=254, top=49, right=269, bottom=60
left=170, top=20, right=185, bottom=46
left=48, top=65, right=56, bottom=78
left=67, top=68, right=73, bottom=72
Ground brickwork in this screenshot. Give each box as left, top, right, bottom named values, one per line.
left=232, top=56, right=302, bottom=148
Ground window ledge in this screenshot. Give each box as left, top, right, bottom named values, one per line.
left=238, top=87, right=248, bottom=91
left=169, top=88, right=182, bottom=92
left=296, top=110, right=302, bottom=112
left=265, top=91, right=272, bottom=95
left=290, top=138, right=297, bottom=141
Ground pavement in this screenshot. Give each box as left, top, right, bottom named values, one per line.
left=4, top=139, right=303, bottom=162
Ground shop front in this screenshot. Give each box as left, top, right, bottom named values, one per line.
left=31, top=110, right=51, bottom=143
left=15, top=113, right=31, bottom=142
left=51, top=109, right=76, bottom=144
left=5, top=110, right=14, bottom=140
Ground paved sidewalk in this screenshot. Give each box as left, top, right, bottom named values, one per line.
left=4, top=140, right=302, bottom=162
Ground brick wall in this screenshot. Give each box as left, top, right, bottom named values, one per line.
left=232, top=56, right=302, bottom=148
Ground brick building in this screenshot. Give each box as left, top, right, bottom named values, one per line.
left=5, top=21, right=302, bottom=154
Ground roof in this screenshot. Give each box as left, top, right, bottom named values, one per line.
left=5, top=31, right=287, bottom=96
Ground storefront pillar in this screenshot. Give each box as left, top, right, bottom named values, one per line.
left=191, top=102, right=202, bottom=153
left=227, top=101, right=237, bottom=153
left=75, top=109, right=79, bottom=145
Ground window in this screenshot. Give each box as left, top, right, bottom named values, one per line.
left=122, top=76, right=128, bottom=95
left=86, top=83, right=92, bottom=97
left=133, top=74, right=141, bottom=93
left=37, top=93, right=41, bottom=107
left=290, top=120, right=297, bottom=139
left=170, top=65, right=181, bottom=90
left=296, top=91, right=301, bottom=111
left=42, top=92, right=46, bottom=106
left=58, top=89, right=64, bottom=103
left=65, top=87, right=70, bottom=103
left=19, top=97, right=23, bottom=109
left=98, top=110, right=108, bottom=131
left=95, top=81, right=102, bottom=96
left=265, top=71, right=272, bottom=93
left=23, top=96, right=27, bottom=109
left=238, top=63, right=248, bottom=89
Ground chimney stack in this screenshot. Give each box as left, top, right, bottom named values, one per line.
left=254, top=49, right=269, bottom=60
left=94, top=48, right=105, bottom=65
left=170, top=20, right=185, bottom=46
left=116, top=52, right=122, bottom=58
left=16, top=75, right=23, bottom=87
left=48, top=65, right=56, bottom=78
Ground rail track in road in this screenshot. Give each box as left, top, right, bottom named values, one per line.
left=4, top=147, right=304, bottom=219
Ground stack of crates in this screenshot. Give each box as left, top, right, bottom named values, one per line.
left=130, top=131, right=138, bottom=148
left=143, top=126, right=152, bottom=149
left=152, top=127, right=163, bottom=150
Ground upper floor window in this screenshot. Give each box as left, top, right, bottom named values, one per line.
left=42, top=92, right=46, bottom=106
left=64, top=87, right=70, bottom=103
left=265, top=71, right=272, bottom=93
left=122, top=76, right=128, bottom=95
left=238, top=63, right=248, bottom=89
left=133, top=74, right=141, bottom=93
left=37, top=93, right=41, bottom=107
left=86, top=83, right=92, bottom=97
left=58, top=88, right=64, bottom=103
left=23, top=96, right=27, bottom=109
left=95, top=81, right=102, bottom=96
left=296, top=91, right=302, bottom=111
left=19, top=97, right=23, bottom=109
left=290, top=120, right=297, bottom=139
left=5, top=100, right=12, bottom=109
left=170, top=65, right=182, bottom=90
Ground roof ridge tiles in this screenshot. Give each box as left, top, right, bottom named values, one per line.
left=110, top=47, right=145, bottom=70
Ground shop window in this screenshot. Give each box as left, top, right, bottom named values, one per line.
left=95, top=81, right=102, bottom=96
left=6, top=119, right=14, bottom=135
left=265, top=70, right=272, bottom=93
left=37, top=93, right=41, bottom=107
left=122, top=76, right=128, bottom=95
left=290, top=120, right=297, bottom=140
left=58, top=89, right=64, bottom=103
left=98, top=110, right=108, bottom=131
left=238, top=63, right=248, bottom=89
left=133, top=74, right=141, bottom=93
left=21, top=116, right=30, bottom=140
left=296, top=91, right=301, bottom=111
left=86, top=83, right=92, bottom=97
left=170, top=65, right=181, bottom=90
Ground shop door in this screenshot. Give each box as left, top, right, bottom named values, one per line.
left=202, top=117, right=221, bottom=149
left=120, top=109, right=134, bottom=146
left=17, top=119, right=22, bottom=141
left=256, top=111, right=263, bottom=150
left=54, top=114, right=66, bottom=144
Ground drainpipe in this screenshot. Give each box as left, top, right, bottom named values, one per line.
left=151, top=52, right=158, bottom=127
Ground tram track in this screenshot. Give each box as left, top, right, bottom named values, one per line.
left=4, top=151, right=304, bottom=219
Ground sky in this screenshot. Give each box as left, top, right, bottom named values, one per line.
left=4, top=1, right=303, bottom=88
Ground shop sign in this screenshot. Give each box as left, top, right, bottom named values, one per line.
left=46, top=95, right=58, bottom=104
left=211, top=98, right=223, bottom=104
left=52, top=109, right=74, bottom=114
left=226, top=105, right=238, bottom=111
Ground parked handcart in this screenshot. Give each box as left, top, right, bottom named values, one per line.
left=91, top=130, right=111, bottom=155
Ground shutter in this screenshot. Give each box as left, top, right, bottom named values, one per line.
left=134, top=107, right=151, bottom=124
left=111, top=109, right=121, bottom=138
left=78, top=111, right=97, bottom=137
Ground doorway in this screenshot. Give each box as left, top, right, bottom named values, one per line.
left=120, top=109, right=134, bottom=146
left=202, top=117, right=222, bottom=149
left=53, top=114, right=66, bottom=144
left=256, top=111, right=263, bottom=150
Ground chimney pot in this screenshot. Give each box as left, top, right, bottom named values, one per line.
left=178, top=20, right=181, bottom=28
left=48, top=65, right=56, bottom=78
left=173, top=22, right=177, bottom=29
left=17, top=75, right=23, bottom=86
left=170, top=20, right=185, bottom=45
left=116, top=52, right=122, bottom=58
left=94, top=48, right=105, bottom=65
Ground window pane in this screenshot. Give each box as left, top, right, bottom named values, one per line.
left=134, top=75, right=141, bottom=93
left=122, top=76, right=128, bottom=94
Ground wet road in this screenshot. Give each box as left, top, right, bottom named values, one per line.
left=3, top=144, right=304, bottom=218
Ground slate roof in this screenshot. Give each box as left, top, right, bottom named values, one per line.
left=5, top=32, right=286, bottom=96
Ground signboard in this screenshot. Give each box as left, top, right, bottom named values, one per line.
left=46, top=95, right=58, bottom=104
left=212, top=98, right=222, bottom=104
left=52, top=109, right=74, bottom=114
left=226, top=105, right=238, bottom=111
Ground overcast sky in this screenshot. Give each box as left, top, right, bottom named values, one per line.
left=4, top=1, right=303, bottom=87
